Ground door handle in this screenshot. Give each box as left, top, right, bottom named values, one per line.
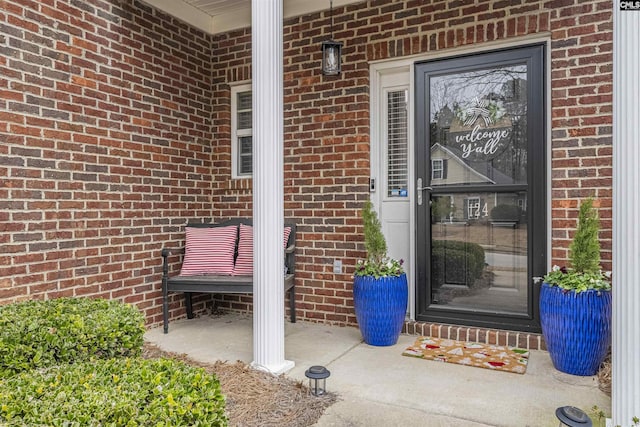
left=416, top=178, right=432, bottom=205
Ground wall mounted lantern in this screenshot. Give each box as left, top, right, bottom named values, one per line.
left=305, top=365, right=330, bottom=396
left=555, top=406, right=592, bottom=427
left=321, top=0, right=342, bottom=76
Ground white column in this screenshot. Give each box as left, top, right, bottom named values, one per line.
left=250, top=0, right=293, bottom=374
left=612, top=5, right=640, bottom=425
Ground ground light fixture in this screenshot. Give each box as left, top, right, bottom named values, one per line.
left=321, top=0, right=342, bottom=75
left=305, top=365, right=330, bottom=396
left=555, top=406, right=593, bottom=426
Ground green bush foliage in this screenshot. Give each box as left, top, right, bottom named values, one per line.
left=569, top=197, right=600, bottom=274
left=431, top=197, right=456, bottom=222
left=355, top=200, right=404, bottom=278
left=0, top=298, right=145, bottom=377
left=361, top=199, right=387, bottom=265
left=431, top=240, right=486, bottom=287
left=543, top=198, right=611, bottom=292
left=490, top=204, right=522, bottom=221
left=0, top=357, right=228, bottom=426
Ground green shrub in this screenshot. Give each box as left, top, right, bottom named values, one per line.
left=362, top=199, right=387, bottom=264
left=431, top=197, right=456, bottom=222
left=0, top=298, right=145, bottom=377
left=355, top=200, right=404, bottom=278
left=569, top=197, right=601, bottom=274
left=0, top=357, right=228, bottom=426
left=432, top=240, right=485, bottom=274
left=490, top=204, right=522, bottom=222
left=431, top=241, right=486, bottom=287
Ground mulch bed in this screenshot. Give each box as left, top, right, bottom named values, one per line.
left=597, top=352, right=611, bottom=396
left=142, top=342, right=337, bottom=427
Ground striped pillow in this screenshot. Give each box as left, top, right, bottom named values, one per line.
left=180, top=225, right=238, bottom=276
left=232, top=224, right=292, bottom=276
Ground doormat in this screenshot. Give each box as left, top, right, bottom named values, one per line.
left=402, top=336, right=529, bottom=374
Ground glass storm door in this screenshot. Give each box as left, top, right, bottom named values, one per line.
left=415, top=45, right=546, bottom=332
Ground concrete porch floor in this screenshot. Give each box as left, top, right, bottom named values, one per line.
left=144, top=313, right=611, bottom=427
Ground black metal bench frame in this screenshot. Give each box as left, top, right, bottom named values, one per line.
left=161, top=219, right=296, bottom=333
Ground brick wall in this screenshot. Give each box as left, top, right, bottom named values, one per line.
left=548, top=2, right=613, bottom=267
left=210, top=0, right=613, bottom=334
left=0, top=0, right=216, bottom=324
left=1, top=0, right=613, bottom=346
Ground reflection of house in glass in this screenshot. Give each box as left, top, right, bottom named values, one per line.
left=430, top=75, right=529, bottom=184
left=430, top=143, right=526, bottom=224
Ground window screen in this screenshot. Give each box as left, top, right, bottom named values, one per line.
left=239, top=135, right=252, bottom=175
left=237, top=92, right=252, bottom=130
left=234, top=89, right=253, bottom=176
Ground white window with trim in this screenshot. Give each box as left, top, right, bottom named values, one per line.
left=431, top=159, right=443, bottom=179
left=431, top=158, right=448, bottom=180
left=466, top=197, right=481, bottom=219
left=231, top=83, right=252, bottom=178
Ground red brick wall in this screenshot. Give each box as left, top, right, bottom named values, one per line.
left=210, top=0, right=613, bottom=329
left=1, top=0, right=612, bottom=343
left=0, top=0, right=216, bottom=324
left=548, top=2, right=613, bottom=267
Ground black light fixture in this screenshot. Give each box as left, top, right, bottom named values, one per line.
left=305, top=365, right=330, bottom=396
left=321, top=0, right=342, bottom=76
left=555, top=406, right=593, bottom=427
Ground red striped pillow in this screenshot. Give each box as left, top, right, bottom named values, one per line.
left=283, top=226, right=292, bottom=251
left=232, top=224, right=254, bottom=276
left=180, top=225, right=238, bottom=276
left=232, top=224, right=292, bottom=276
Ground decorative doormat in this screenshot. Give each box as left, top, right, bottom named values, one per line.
left=402, top=336, right=529, bottom=374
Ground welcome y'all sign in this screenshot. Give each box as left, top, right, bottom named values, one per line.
left=455, top=125, right=510, bottom=159
left=449, top=97, right=512, bottom=161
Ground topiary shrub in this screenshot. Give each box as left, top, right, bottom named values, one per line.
left=431, top=240, right=486, bottom=287
left=361, top=199, right=387, bottom=264
left=0, top=298, right=145, bottom=377
left=0, top=357, right=228, bottom=426
left=355, top=199, right=404, bottom=278
left=569, top=197, right=601, bottom=275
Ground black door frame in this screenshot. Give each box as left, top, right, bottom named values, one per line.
left=414, top=44, right=546, bottom=332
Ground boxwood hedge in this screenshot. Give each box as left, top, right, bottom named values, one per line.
left=0, top=298, right=145, bottom=377
left=0, top=357, right=228, bottom=426
left=0, top=298, right=228, bottom=425
left=431, top=240, right=486, bottom=287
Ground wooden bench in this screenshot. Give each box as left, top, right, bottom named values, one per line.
left=161, top=219, right=296, bottom=333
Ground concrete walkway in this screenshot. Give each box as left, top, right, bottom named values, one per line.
left=144, top=313, right=611, bottom=427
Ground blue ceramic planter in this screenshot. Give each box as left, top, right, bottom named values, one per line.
left=539, top=282, right=612, bottom=376
left=353, top=273, right=408, bottom=346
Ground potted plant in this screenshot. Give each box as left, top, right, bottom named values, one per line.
left=353, top=200, right=407, bottom=346
left=540, top=198, right=612, bottom=376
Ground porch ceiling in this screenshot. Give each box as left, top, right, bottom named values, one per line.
left=142, top=0, right=362, bottom=35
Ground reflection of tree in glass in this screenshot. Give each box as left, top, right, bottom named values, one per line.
left=431, top=196, right=456, bottom=223
left=429, top=65, right=528, bottom=184
left=429, top=67, right=526, bottom=120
